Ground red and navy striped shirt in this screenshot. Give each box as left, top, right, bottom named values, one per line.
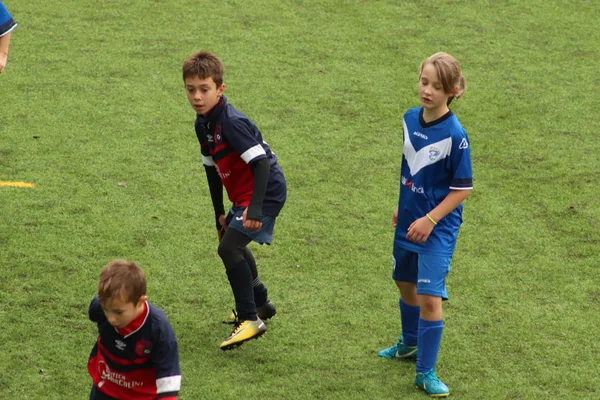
left=195, top=96, right=287, bottom=217
left=88, top=297, right=181, bottom=400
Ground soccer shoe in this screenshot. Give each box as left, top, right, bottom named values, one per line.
left=377, top=337, right=417, bottom=360
left=219, top=318, right=266, bottom=350
left=226, top=300, right=277, bottom=324
left=415, top=369, right=450, bottom=398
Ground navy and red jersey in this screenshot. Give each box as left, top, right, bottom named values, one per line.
left=88, top=296, right=181, bottom=400
left=195, top=96, right=287, bottom=216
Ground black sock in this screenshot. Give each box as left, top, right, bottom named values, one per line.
left=252, top=278, right=268, bottom=307
left=225, top=260, right=257, bottom=321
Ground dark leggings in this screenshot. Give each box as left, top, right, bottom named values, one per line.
left=218, top=228, right=254, bottom=272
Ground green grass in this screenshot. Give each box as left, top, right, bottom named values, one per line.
left=1, top=0, right=599, bottom=398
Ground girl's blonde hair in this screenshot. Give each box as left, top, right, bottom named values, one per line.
left=420, top=52, right=466, bottom=104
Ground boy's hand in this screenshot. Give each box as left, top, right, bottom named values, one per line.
left=406, top=216, right=435, bottom=244
left=217, top=214, right=227, bottom=240
left=392, top=207, right=398, bottom=227
left=243, top=208, right=262, bottom=231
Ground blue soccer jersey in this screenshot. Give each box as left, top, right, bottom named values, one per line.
left=394, top=107, right=473, bottom=256
left=0, top=1, right=17, bottom=37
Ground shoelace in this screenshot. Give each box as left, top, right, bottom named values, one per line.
left=424, top=370, right=441, bottom=383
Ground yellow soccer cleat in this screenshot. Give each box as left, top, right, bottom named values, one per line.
left=220, top=318, right=267, bottom=350
left=226, top=300, right=277, bottom=324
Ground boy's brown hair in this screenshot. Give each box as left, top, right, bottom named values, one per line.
left=98, top=260, right=147, bottom=305
left=182, top=51, right=224, bottom=87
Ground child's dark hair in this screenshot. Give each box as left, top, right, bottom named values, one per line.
left=98, top=260, right=146, bottom=305
left=420, top=52, right=466, bottom=105
left=182, top=51, right=224, bottom=87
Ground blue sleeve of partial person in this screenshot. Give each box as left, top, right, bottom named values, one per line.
left=0, top=1, right=17, bottom=38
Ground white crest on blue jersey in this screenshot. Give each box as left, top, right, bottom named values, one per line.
left=402, top=119, right=452, bottom=176
left=459, top=138, right=469, bottom=149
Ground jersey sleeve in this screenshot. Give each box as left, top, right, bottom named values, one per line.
left=449, top=129, right=473, bottom=190
left=152, top=317, right=181, bottom=399
left=0, top=2, right=17, bottom=37
left=88, top=296, right=104, bottom=323
left=195, top=119, right=215, bottom=167
left=224, top=118, right=267, bottom=164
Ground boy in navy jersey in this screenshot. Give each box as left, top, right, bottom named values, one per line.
left=88, top=260, right=181, bottom=400
left=0, top=1, right=17, bottom=72
left=182, top=51, right=287, bottom=350
left=378, top=53, right=473, bottom=397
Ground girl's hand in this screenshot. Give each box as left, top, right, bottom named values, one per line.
left=392, top=207, right=398, bottom=227
left=243, top=208, right=262, bottom=231
left=406, top=216, right=435, bottom=243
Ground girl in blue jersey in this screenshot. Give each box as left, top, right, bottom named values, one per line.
left=378, top=52, right=473, bottom=398
left=0, top=1, right=17, bottom=72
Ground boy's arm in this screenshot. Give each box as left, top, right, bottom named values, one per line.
left=204, top=165, right=225, bottom=230
left=246, top=158, right=270, bottom=221
left=152, top=320, right=181, bottom=400
left=88, top=295, right=103, bottom=323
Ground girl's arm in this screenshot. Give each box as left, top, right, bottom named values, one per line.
left=428, top=189, right=472, bottom=223
left=406, top=189, right=472, bottom=243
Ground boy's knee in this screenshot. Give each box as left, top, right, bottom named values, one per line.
left=217, top=242, right=244, bottom=266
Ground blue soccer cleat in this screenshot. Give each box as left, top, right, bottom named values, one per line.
left=377, top=337, right=417, bottom=360
left=415, top=369, right=450, bottom=397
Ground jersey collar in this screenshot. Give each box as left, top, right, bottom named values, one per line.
left=419, top=107, right=453, bottom=128
left=116, top=301, right=149, bottom=338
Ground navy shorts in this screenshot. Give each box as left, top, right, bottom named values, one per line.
left=226, top=207, right=277, bottom=245
left=392, top=246, right=452, bottom=300
left=89, top=386, right=117, bottom=400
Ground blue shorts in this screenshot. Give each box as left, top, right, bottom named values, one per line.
left=226, top=207, right=277, bottom=245
left=392, top=247, right=451, bottom=300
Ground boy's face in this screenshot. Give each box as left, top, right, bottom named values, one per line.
left=101, top=295, right=148, bottom=329
left=184, top=75, right=225, bottom=116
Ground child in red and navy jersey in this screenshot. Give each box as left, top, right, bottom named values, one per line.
left=88, top=260, right=181, bottom=400
left=182, top=51, right=287, bottom=350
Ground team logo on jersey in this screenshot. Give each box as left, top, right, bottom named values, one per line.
left=428, top=146, right=441, bottom=162
left=214, top=126, right=223, bottom=143
left=207, top=134, right=214, bottom=142
left=459, top=138, right=469, bottom=149
left=135, top=339, right=153, bottom=357
left=115, top=340, right=127, bottom=351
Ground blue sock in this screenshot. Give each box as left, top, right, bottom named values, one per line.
left=399, top=299, right=419, bottom=346
left=416, top=318, right=443, bottom=373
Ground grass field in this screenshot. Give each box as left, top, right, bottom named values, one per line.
left=1, top=0, right=599, bottom=399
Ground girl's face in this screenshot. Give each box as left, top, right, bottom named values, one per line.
left=418, top=63, right=454, bottom=114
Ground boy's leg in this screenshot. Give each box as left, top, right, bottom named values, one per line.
left=218, top=228, right=267, bottom=350
left=378, top=248, right=419, bottom=360
left=242, top=247, right=269, bottom=308
left=218, top=228, right=256, bottom=321
left=414, top=253, right=451, bottom=397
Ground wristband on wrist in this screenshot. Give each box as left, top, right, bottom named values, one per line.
left=426, top=213, right=438, bottom=226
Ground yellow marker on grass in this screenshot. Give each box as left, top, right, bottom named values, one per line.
left=0, top=181, right=36, bottom=188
